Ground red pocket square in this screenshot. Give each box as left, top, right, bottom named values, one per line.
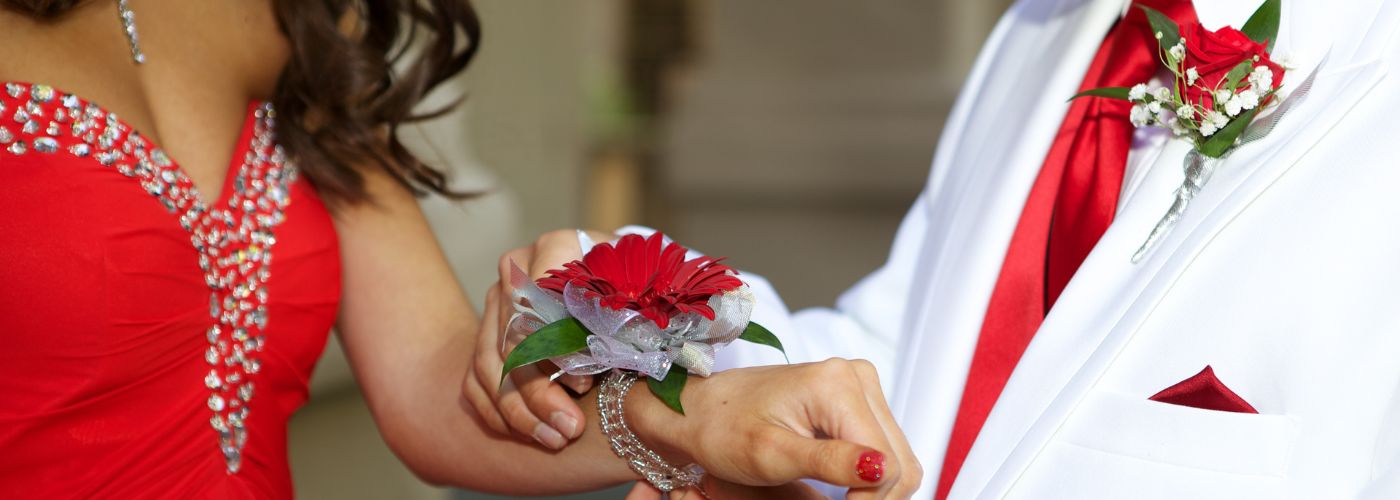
left=1148, top=365, right=1258, bottom=414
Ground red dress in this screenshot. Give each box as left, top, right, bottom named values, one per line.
left=0, top=82, right=342, bottom=498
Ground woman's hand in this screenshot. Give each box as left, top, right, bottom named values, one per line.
left=460, top=229, right=608, bottom=448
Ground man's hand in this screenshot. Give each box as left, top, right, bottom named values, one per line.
left=625, top=476, right=827, bottom=499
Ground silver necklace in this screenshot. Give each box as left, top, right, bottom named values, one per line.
left=117, top=0, right=146, bottom=64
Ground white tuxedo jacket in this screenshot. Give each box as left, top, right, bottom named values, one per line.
left=706, top=0, right=1400, bottom=497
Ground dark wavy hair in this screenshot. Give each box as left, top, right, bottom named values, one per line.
left=3, top=0, right=481, bottom=206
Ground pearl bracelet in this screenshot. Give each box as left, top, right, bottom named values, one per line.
left=597, top=370, right=705, bottom=492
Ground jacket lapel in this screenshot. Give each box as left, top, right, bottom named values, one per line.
left=954, top=0, right=1395, bottom=497
left=885, top=0, right=1128, bottom=495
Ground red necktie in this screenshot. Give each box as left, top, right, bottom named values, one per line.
left=934, top=1, right=1198, bottom=498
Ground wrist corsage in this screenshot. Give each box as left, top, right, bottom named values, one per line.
left=500, top=231, right=784, bottom=414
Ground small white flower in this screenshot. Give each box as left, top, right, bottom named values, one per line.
left=1249, top=66, right=1274, bottom=89
left=1153, top=87, right=1173, bottom=102
left=1186, top=67, right=1200, bottom=86
left=1211, top=110, right=1229, bottom=126
left=1215, top=89, right=1233, bottom=105
left=1147, top=100, right=1163, bottom=113
left=1224, top=95, right=1244, bottom=116
left=1200, top=110, right=1228, bottom=136
left=1155, top=106, right=1176, bottom=126
left=1176, top=104, right=1195, bottom=120
left=1129, top=83, right=1149, bottom=102
left=1130, top=104, right=1153, bottom=126
left=1238, top=89, right=1260, bottom=110
left=1168, top=42, right=1186, bottom=61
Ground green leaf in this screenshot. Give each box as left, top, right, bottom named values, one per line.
left=1069, top=86, right=1133, bottom=103
left=1197, top=107, right=1262, bottom=158
left=500, top=317, right=591, bottom=385
left=1139, top=5, right=1181, bottom=52
left=738, top=322, right=789, bottom=363
left=1222, top=60, right=1254, bottom=91
left=647, top=365, right=688, bottom=415
left=1240, top=0, right=1281, bottom=52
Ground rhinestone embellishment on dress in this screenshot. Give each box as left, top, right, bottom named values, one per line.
left=0, top=82, right=294, bottom=474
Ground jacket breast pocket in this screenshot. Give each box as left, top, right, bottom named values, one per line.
left=1006, top=389, right=1302, bottom=500
left=1059, top=389, right=1301, bottom=476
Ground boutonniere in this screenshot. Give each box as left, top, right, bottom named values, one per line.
left=1073, top=0, right=1312, bottom=262
left=499, top=232, right=785, bottom=414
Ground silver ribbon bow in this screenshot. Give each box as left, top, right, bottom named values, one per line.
left=505, top=264, right=755, bottom=381
left=1131, top=60, right=1322, bottom=263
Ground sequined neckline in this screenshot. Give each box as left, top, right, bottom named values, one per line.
left=0, top=81, right=297, bottom=475
left=0, top=80, right=257, bottom=209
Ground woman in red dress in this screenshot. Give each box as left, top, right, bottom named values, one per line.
left=0, top=1, right=920, bottom=498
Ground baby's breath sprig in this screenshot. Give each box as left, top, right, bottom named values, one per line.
left=1070, top=0, right=1283, bottom=159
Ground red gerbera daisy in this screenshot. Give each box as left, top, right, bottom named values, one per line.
left=537, top=233, right=744, bottom=329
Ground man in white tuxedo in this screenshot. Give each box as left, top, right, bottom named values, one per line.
left=493, top=0, right=1400, bottom=497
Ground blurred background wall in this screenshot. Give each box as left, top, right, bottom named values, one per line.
left=288, top=0, right=1012, bottom=498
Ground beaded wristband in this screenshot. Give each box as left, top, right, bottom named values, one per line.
left=597, top=370, right=705, bottom=492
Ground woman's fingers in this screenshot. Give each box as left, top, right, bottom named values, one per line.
left=751, top=425, right=893, bottom=489
left=557, top=373, right=594, bottom=394
left=463, top=285, right=510, bottom=435
left=850, top=360, right=922, bottom=499
left=510, top=361, right=586, bottom=442
left=803, top=360, right=899, bottom=492
left=624, top=482, right=664, bottom=500
left=489, top=230, right=602, bottom=445
left=495, top=373, right=558, bottom=447
left=527, top=229, right=589, bottom=280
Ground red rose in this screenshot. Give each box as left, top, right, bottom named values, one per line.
left=1180, top=22, right=1284, bottom=109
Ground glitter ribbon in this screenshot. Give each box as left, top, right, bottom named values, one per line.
left=507, top=263, right=756, bottom=381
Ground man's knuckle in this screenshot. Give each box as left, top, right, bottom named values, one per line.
left=851, top=358, right=876, bottom=374
left=809, top=358, right=860, bottom=388
left=907, top=461, right=925, bottom=487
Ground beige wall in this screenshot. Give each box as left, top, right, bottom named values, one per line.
left=288, top=1, right=1011, bottom=498
left=657, top=0, right=1013, bottom=309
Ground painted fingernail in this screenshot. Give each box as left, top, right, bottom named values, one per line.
left=532, top=422, right=567, bottom=450
left=856, top=450, right=885, bottom=482
left=550, top=411, right=580, bottom=438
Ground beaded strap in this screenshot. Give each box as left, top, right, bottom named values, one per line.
left=597, top=371, right=705, bottom=492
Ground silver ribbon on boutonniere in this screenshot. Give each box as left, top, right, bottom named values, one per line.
left=1131, top=60, right=1321, bottom=263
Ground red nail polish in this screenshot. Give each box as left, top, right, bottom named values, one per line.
left=856, top=450, right=885, bottom=482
